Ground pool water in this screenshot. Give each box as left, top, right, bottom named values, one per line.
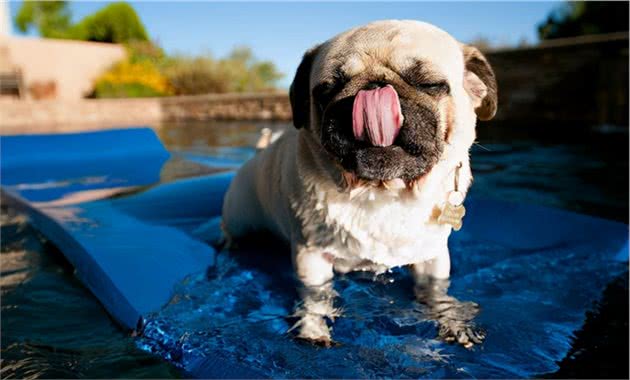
left=0, top=212, right=181, bottom=379
left=1, top=121, right=628, bottom=378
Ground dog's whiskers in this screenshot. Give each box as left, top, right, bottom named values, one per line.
left=473, top=141, right=492, bottom=151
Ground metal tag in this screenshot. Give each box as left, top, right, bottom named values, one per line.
left=438, top=191, right=466, bottom=231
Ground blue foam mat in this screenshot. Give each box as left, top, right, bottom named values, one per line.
left=1, top=128, right=219, bottom=329
left=1, top=128, right=628, bottom=378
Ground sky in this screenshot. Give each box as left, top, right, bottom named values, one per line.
left=8, top=1, right=561, bottom=87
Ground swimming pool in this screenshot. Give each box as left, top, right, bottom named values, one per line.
left=1, top=121, right=628, bottom=378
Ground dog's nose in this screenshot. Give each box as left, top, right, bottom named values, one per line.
left=363, top=81, right=389, bottom=91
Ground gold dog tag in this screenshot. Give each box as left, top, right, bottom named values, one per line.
left=438, top=190, right=466, bottom=231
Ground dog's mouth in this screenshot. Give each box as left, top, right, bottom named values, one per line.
left=320, top=85, right=444, bottom=184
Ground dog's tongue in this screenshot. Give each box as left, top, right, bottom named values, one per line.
left=352, top=85, right=403, bottom=147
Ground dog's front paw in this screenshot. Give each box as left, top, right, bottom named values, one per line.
left=435, top=300, right=485, bottom=348
left=297, top=335, right=335, bottom=348
left=438, top=319, right=485, bottom=349
left=290, top=313, right=334, bottom=347
left=416, top=281, right=485, bottom=349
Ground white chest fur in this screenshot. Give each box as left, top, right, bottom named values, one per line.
left=296, top=182, right=452, bottom=274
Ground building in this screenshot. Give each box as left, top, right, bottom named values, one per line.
left=0, top=1, right=126, bottom=100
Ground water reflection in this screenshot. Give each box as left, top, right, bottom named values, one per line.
left=156, top=120, right=290, bottom=153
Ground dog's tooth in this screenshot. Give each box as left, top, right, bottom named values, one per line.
left=411, top=180, right=422, bottom=197
left=342, top=171, right=358, bottom=189
left=349, top=186, right=367, bottom=200
left=385, top=178, right=406, bottom=190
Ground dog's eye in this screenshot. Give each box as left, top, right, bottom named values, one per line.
left=312, top=82, right=337, bottom=106
left=415, top=81, right=450, bottom=96
left=312, top=83, right=331, bottom=99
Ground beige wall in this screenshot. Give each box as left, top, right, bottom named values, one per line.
left=0, top=1, right=9, bottom=38
left=5, top=37, right=126, bottom=99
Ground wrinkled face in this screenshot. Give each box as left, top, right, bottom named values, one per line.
left=290, top=20, right=497, bottom=183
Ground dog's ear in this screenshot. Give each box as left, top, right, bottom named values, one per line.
left=289, top=45, right=321, bottom=129
left=462, top=45, right=498, bottom=121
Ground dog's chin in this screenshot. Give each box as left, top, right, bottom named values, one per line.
left=332, top=146, right=436, bottom=192
left=318, top=140, right=439, bottom=191
left=352, top=146, right=435, bottom=181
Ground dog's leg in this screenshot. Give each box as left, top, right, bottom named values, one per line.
left=412, top=252, right=485, bottom=348
left=290, top=246, right=339, bottom=346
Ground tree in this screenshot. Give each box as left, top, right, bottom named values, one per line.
left=14, top=1, right=148, bottom=43
left=538, top=2, right=629, bottom=40
left=14, top=1, right=72, bottom=38
left=71, top=2, right=148, bottom=43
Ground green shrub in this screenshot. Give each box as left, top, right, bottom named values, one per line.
left=125, top=40, right=166, bottom=64
left=93, top=82, right=165, bottom=98
left=71, top=2, right=148, bottom=43
left=93, top=59, right=172, bottom=98
left=163, top=47, right=283, bottom=95
left=163, top=56, right=231, bottom=95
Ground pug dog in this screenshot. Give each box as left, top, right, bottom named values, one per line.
left=221, top=20, right=497, bottom=347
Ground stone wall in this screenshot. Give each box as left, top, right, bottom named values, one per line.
left=0, top=98, right=162, bottom=135
left=485, top=32, right=628, bottom=127
left=0, top=93, right=290, bottom=134
left=161, top=93, right=291, bottom=122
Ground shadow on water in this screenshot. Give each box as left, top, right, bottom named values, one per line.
left=544, top=271, right=629, bottom=379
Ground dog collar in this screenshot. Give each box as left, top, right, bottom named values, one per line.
left=437, top=162, right=466, bottom=231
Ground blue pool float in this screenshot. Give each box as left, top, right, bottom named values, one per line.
left=1, top=128, right=627, bottom=378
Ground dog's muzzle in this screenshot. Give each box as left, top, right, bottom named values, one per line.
left=320, top=82, right=443, bottom=182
